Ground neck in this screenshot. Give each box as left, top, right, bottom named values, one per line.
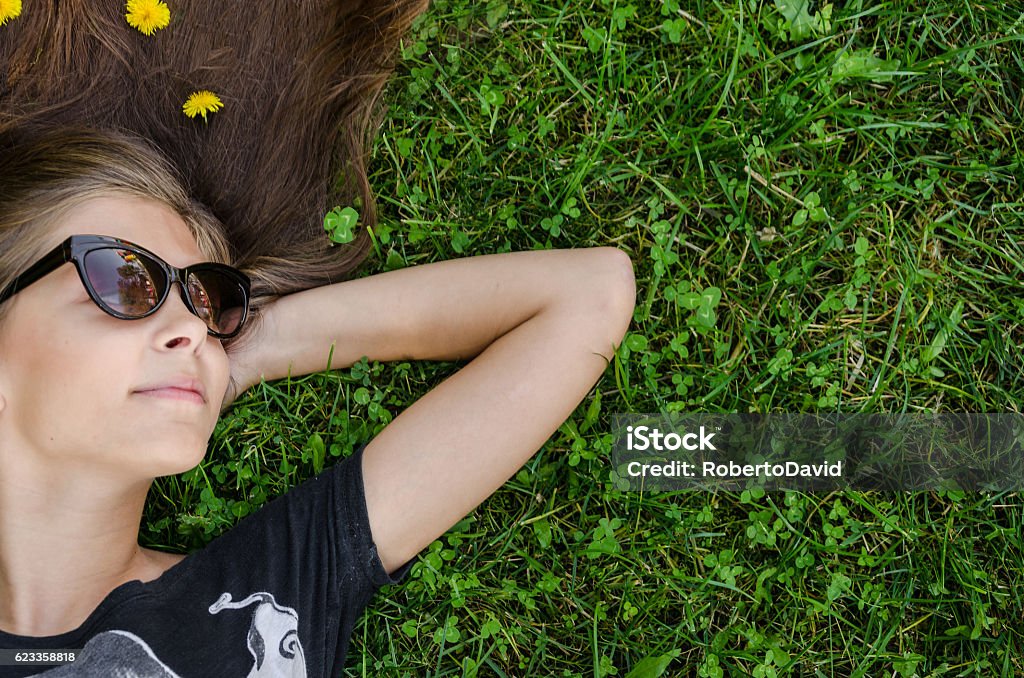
left=0, top=444, right=154, bottom=637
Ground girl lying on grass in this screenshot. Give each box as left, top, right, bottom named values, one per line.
left=0, top=2, right=635, bottom=675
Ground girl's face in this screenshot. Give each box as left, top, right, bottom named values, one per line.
left=0, top=195, right=231, bottom=479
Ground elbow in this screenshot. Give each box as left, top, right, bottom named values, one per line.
left=604, top=246, right=638, bottom=314
left=544, top=246, right=638, bottom=360
left=588, top=246, right=637, bottom=349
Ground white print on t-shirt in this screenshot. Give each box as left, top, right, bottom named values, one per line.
left=29, top=591, right=307, bottom=677
left=27, top=629, right=181, bottom=677
left=209, top=591, right=307, bottom=677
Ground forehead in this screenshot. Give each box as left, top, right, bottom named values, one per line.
left=47, top=194, right=204, bottom=268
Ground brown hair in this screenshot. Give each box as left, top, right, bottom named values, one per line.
left=0, top=0, right=430, bottom=303
left=0, top=126, right=232, bottom=326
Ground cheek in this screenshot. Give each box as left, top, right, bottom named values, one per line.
left=5, top=323, right=116, bottom=414
left=1, top=298, right=122, bottom=400
left=0, top=306, right=61, bottom=387
left=209, top=340, right=231, bottom=399
left=0, top=330, right=117, bottom=458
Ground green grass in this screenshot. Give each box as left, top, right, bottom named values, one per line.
left=144, top=1, right=1024, bottom=675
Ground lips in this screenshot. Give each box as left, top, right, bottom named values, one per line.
left=133, top=376, right=207, bottom=404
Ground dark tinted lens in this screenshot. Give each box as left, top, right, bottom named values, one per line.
left=83, top=248, right=166, bottom=316
left=187, top=268, right=247, bottom=335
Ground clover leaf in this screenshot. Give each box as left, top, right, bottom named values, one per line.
left=324, top=206, right=359, bottom=244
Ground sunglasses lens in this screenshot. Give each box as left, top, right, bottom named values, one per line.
left=186, top=269, right=247, bottom=336
left=83, top=248, right=166, bottom=316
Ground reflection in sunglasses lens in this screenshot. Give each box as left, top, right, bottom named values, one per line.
left=84, top=249, right=164, bottom=316
left=194, top=271, right=244, bottom=335
left=187, top=274, right=215, bottom=324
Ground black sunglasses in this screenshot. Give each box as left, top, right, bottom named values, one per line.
left=0, top=234, right=251, bottom=339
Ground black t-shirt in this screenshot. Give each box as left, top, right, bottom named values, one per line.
left=0, top=442, right=412, bottom=677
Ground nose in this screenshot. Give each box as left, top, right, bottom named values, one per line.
left=152, top=281, right=210, bottom=350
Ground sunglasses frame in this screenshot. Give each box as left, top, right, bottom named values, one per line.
left=0, top=234, right=251, bottom=339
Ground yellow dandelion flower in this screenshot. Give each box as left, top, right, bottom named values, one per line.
left=126, top=0, right=170, bottom=36
left=0, top=0, right=23, bottom=27
left=182, top=90, right=224, bottom=122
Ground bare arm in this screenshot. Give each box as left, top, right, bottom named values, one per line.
left=227, top=247, right=634, bottom=391
left=227, top=247, right=636, bottom=573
